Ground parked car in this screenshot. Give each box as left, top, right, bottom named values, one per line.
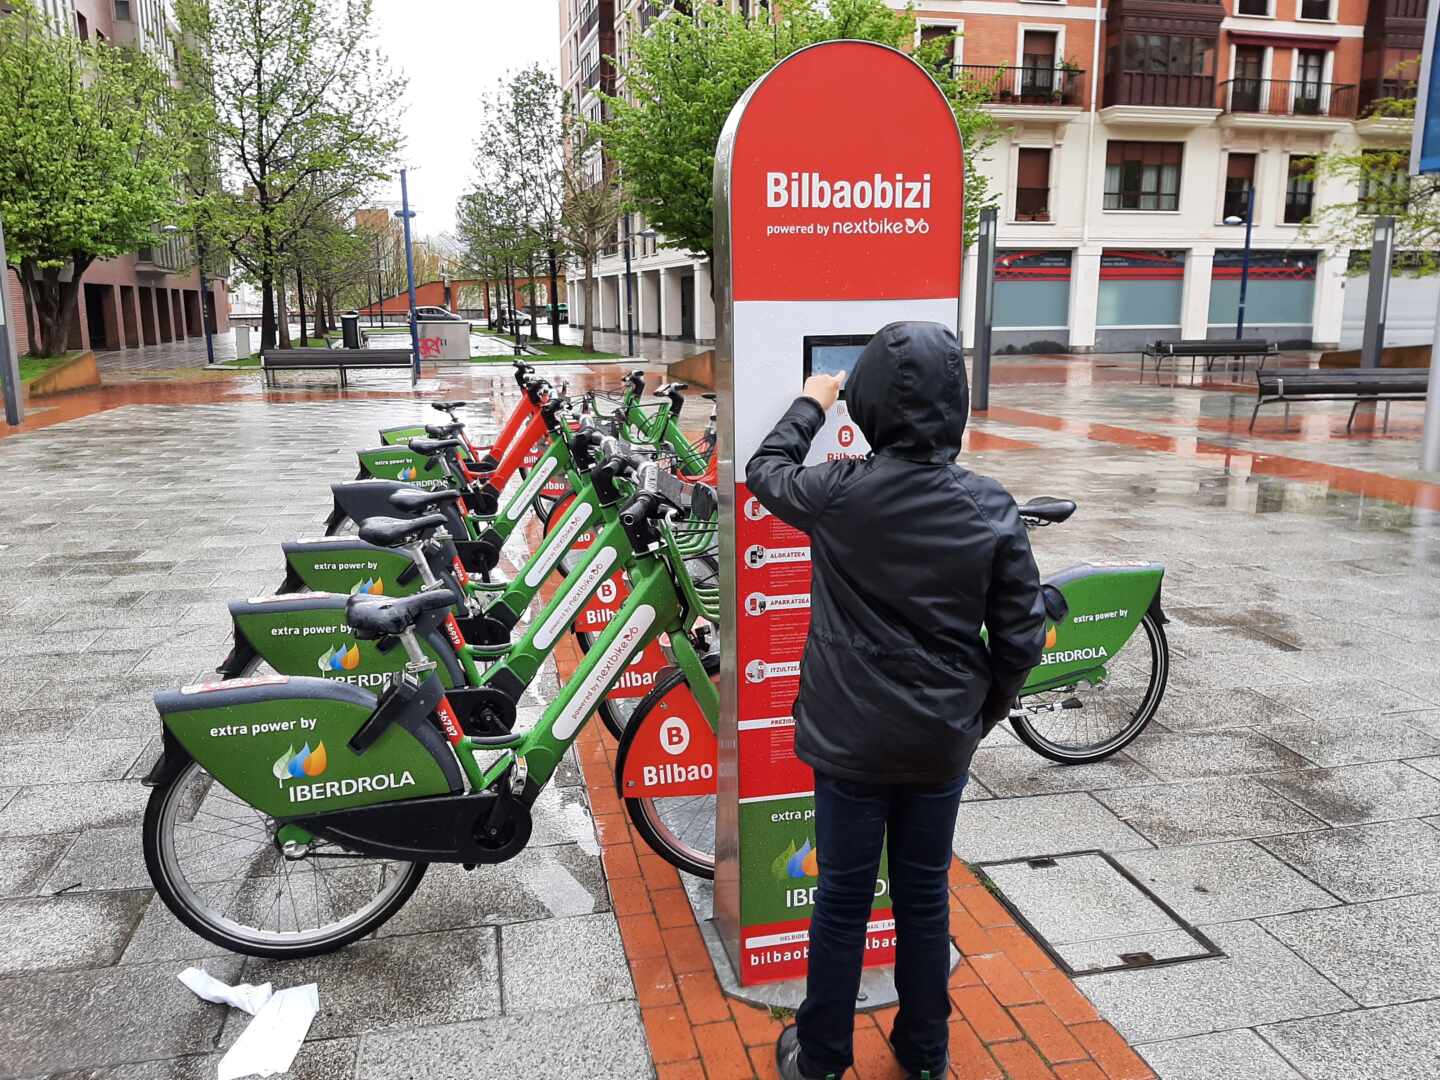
left=414, top=306, right=464, bottom=322
left=488, top=310, right=532, bottom=330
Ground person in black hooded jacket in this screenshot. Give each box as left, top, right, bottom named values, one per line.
left=750, top=321, right=1046, bottom=1080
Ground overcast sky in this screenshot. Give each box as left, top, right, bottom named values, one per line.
left=368, top=0, right=559, bottom=239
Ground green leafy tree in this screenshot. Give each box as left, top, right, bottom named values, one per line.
left=0, top=1, right=186, bottom=357
left=171, top=0, right=404, bottom=350
left=598, top=0, right=996, bottom=271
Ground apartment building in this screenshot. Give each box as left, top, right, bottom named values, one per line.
left=4, top=0, right=229, bottom=356
left=557, top=0, right=1426, bottom=352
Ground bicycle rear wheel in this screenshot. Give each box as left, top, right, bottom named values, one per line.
left=624, top=654, right=719, bottom=879
left=1010, top=611, right=1168, bottom=764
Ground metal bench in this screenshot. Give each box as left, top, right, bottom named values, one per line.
left=1250, top=368, right=1430, bottom=432
left=1140, top=339, right=1278, bottom=384
left=260, top=348, right=414, bottom=388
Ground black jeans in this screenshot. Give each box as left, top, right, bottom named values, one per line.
left=796, top=770, right=967, bottom=1078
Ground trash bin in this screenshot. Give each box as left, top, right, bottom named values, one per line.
left=341, top=311, right=361, bottom=350
left=234, top=324, right=251, bottom=358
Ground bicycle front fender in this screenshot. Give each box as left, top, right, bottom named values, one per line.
left=1020, top=561, right=1165, bottom=696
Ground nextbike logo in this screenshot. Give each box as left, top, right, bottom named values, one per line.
left=317, top=642, right=361, bottom=673
left=552, top=604, right=657, bottom=741
left=350, top=578, right=385, bottom=595
left=273, top=742, right=328, bottom=786
left=766, top=171, right=932, bottom=211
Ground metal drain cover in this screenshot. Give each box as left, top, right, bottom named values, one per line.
left=974, top=850, right=1222, bottom=977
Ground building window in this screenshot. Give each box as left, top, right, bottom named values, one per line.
left=1298, top=0, right=1332, bottom=18
left=1223, top=153, right=1256, bottom=221
left=1015, top=148, right=1052, bottom=221
left=918, top=23, right=959, bottom=70
left=1121, top=34, right=1212, bottom=77
left=1284, top=157, right=1314, bottom=224
left=114, top=0, right=132, bottom=19
left=1020, top=30, right=1059, bottom=96
left=1236, top=0, right=1269, bottom=14
left=1104, top=141, right=1183, bottom=211
left=1357, top=149, right=1410, bottom=215
left=75, top=11, right=89, bottom=39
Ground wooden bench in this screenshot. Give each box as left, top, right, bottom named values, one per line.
left=1251, top=368, right=1430, bottom=432
left=1140, top=339, right=1278, bottom=384
left=260, top=348, right=414, bottom=388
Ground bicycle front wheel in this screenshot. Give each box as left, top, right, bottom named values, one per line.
left=143, top=759, right=425, bottom=958
left=624, top=653, right=719, bottom=879
left=1010, top=611, right=1168, bottom=764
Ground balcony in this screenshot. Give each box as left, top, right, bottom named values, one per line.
left=1219, top=78, right=1356, bottom=129
left=579, top=2, right=600, bottom=37
left=956, top=64, right=1085, bottom=107
left=135, top=227, right=188, bottom=275
left=1358, top=78, right=1417, bottom=117
left=1102, top=71, right=1220, bottom=125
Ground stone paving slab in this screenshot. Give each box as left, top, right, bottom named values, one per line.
left=1138, top=1027, right=1306, bottom=1079
left=352, top=1001, right=653, bottom=1079
left=1255, top=713, right=1440, bottom=768
left=952, top=792, right=1152, bottom=863
left=499, top=911, right=632, bottom=1015
left=1260, top=761, right=1440, bottom=826
left=1115, top=840, right=1340, bottom=924
left=1259, top=998, right=1440, bottom=1080
left=0, top=833, right=71, bottom=897
left=1122, top=730, right=1311, bottom=781
left=0, top=891, right=150, bottom=976
left=1259, top=894, right=1440, bottom=1007
left=1076, top=920, right=1356, bottom=1043
left=1258, top=819, right=1440, bottom=903
left=0, top=956, right=243, bottom=1078
left=1093, top=777, right=1327, bottom=846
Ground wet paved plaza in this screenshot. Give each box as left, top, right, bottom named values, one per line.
left=0, top=355, right=1437, bottom=1078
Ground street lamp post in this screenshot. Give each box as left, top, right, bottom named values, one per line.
left=394, top=169, right=420, bottom=386
left=623, top=212, right=636, bottom=358
left=1223, top=184, right=1255, bottom=340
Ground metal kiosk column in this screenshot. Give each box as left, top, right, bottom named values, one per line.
left=713, top=41, right=965, bottom=996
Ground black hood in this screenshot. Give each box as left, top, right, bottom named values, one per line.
left=846, top=321, right=968, bottom=464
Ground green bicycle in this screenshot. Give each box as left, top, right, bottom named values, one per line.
left=141, top=463, right=719, bottom=957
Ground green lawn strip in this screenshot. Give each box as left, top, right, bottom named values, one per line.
left=525, top=342, right=623, bottom=362
left=18, top=352, right=84, bottom=382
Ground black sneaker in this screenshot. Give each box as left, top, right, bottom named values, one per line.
left=775, top=1026, right=838, bottom=1080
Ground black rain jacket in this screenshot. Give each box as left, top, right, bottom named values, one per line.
left=746, top=321, right=1046, bottom=784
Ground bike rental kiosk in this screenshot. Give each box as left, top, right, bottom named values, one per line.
left=713, top=41, right=966, bottom=993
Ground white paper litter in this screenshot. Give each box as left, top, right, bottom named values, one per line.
left=177, top=967, right=273, bottom=1016
left=217, top=983, right=319, bottom=1080
left=177, top=967, right=319, bottom=1080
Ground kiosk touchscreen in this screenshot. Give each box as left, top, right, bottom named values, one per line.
left=801, top=335, right=870, bottom=395
left=713, top=40, right=965, bottom=989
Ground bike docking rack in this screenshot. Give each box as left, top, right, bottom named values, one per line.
left=705, top=40, right=968, bottom=1007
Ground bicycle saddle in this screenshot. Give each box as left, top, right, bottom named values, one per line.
left=1020, top=497, right=1077, bottom=524
left=346, top=587, right=456, bottom=640
left=357, top=513, right=448, bottom=549
left=407, top=437, right=463, bottom=457
left=701, top=392, right=717, bottom=401
left=431, top=401, right=469, bottom=412
left=388, top=488, right=462, bottom=513
left=425, top=422, right=465, bottom=439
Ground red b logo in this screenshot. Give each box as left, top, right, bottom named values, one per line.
left=838, top=425, right=855, bottom=448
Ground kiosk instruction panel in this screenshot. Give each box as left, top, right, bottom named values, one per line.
left=714, top=41, right=965, bottom=986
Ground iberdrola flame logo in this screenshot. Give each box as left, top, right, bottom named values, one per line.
left=398, top=466, right=417, bottom=481
left=1044, top=624, right=1058, bottom=649
left=317, top=642, right=361, bottom=673
left=272, top=742, right=328, bottom=787
left=772, top=838, right=820, bottom=881
left=350, top=578, right=384, bottom=596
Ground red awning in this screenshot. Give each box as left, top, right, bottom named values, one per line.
left=1227, top=32, right=1339, bottom=50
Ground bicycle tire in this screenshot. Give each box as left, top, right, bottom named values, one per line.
left=142, top=759, right=427, bottom=959
left=1009, top=611, right=1169, bottom=765
left=623, top=653, right=720, bottom=879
